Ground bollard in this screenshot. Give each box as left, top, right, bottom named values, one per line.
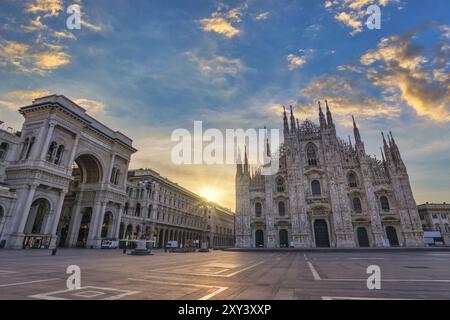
left=123, top=248, right=127, bottom=254
left=51, top=248, right=57, bottom=256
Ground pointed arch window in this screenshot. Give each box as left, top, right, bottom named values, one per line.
left=307, top=145, right=318, bottom=166
left=276, top=176, right=285, bottom=192
left=348, top=172, right=358, bottom=188
left=311, top=180, right=321, bottom=196
left=255, top=202, right=262, bottom=217
left=278, top=201, right=285, bottom=216
left=353, top=197, right=362, bottom=213
left=380, top=196, right=390, bottom=212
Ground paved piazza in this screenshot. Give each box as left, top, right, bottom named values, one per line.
left=0, top=249, right=450, bottom=300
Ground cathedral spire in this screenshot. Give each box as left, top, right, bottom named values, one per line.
left=283, top=105, right=289, bottom=135
left=244, top=145, right=249, bottom=175
left=352, top=115, right=362, bottom=145
left=318, top=101, right=326, bottom=128
left=289, top=105, right=297, bottom=133
left=325, top=99, right=334, bottom=127
left=236, top=147, right=242, bottom=176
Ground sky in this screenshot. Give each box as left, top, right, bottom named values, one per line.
left=0, top=0, right=449, bottom=210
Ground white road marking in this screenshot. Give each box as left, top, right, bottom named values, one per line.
left=349, top=258, right=386, bottom=260
left=304, top=254, right=321, bottom=281
left=0, top=278, right=60, bottom=288
left=29, top=286, right=140, bottom=300
left=128, top=278, right=228, bottom=300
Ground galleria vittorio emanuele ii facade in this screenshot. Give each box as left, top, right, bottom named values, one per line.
left=0, top=95, right=234, bottom=249
left=235, top=103, right=424, bottom=248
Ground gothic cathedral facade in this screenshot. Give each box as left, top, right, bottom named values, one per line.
left=235, top=102, right=424, bottom=248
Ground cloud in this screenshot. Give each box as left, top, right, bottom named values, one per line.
left=287, top=49, right=314, bottom=70
left=0, top=39, right=70, bottom=75
left=255, top=12, right=270, bottom=21
left=185, top=52, right=245, bottom=76
left=199, top=5, right=245, bottom=38
left=0, top=89, right=51, bottom=110
left=25, top=0, right=64, bottom=18
left=22, top=16, right=48, bottom=32
left=296, top=74, right=401, bottom=125
left=287, top=54, right=306, bottom=70
left=360, top=28, right=450, bottom=121
left=325, top=0, right=399, bottom=35
left=73, top=98, right=107, bottom=117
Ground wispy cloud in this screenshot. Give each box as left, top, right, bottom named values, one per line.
left=255, top=12, right=270, bottom=21
left=199, top=5, right=245, bottom=38
left=360, top=27, right=450, bottom=121
left=25, top=0, right=64, bottom=18
left=325, top=0, right=399, bottom=35
left=287, top=49, right=314, bottom=70
left=185, top=51, right=246, bottom=76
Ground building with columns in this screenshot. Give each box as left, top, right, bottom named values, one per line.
left=121, top=169, right=234, bottom=248
left=235, top=102, right=424, bottom=248
left=418, top=203, right=450, bottom=245
left=0, top=95, right=235, bottom=249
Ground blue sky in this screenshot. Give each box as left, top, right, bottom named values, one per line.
left=0, top=0, right=449, bottom=209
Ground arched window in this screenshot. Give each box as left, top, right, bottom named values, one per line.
left=25, top=137, right=35, bottom=159
left=276, top=176, right=285, bottom=192
left=46, top=141, right=57, bottom=162
left=135, top=203, right=141, bottom=217
left=445, top=224, right=450, bottom=233
left=353, top=197, right=362, bottom=213
left=110, top=168, right=116, bottom=183
left=0, top=142, right=9, bottom=160
left=255, top=202, right=262, bottom=217
left=348, top=172, right=358, bottom=188
left=124, top=202, right=129, bottom=215
left=114, top=169, right=120, bottom=184
left=435, top=224, right=442, bottom=232
left=307, top=145, right=318, bottom=166
left=54, top=145, right=64, bottom=164
left=278, top=201, right=285, bottom=216
left=380, top=196, right=390, bottom=212
left=20, top=138, right=29, bottom=159
left=0, top=205, right=4, bottom=223
left=311, top=180, right=321, bottom=196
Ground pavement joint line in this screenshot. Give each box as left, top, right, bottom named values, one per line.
left=128, top=278, right=228, bottom=300
left=29, top=286, right=140, bottom=300
left=0, top=278, right=60, bottom=288
left=150, top=260, right=265, bottom=278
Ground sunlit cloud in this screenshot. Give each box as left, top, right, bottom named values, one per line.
left=325, top=0, right=399, bottom=35
left=25, top=0, right=64, bottom=18
left=185, top=52, right=245, bottom=77
left=199, top=5, right=245, bottom=38
left=360, top=27, right=450, bottom=121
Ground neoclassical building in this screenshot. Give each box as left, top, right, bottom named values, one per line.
left=120, top=168, right=234, bottom=248
left=235, top=102, right=424, bottom=248
left=0, top=95, right=234, bottom=249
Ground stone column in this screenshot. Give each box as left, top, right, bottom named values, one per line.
left=39, top=121, right=56, bottom=160
left=114, top=205, right=124, bottom=240
left=67, top=134, right=80, bottom=174
left=105, top=153, right=116, bottom=184
left=48, top=190, right=67, bottom=249
left=7, top=184, right=37, bottom=249
left=87, top=201, right=106, bottom=248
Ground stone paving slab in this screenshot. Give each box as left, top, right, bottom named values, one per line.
left=0, top=249, right=450, bottom=300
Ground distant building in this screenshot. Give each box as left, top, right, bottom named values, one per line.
left=418, top=203, right=450, bottom=245
left=0, top=95, right=234, bottom=249
left=235, top=102, right=424, bottom=248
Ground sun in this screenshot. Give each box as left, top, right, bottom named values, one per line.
left=199, top=187, right=221, bottom=202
